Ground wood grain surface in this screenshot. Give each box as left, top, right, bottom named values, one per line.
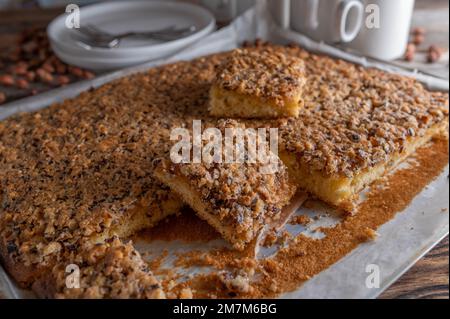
left=0, top=0, right=448, bottom=299
left=380, top=236, right=449, bottom=299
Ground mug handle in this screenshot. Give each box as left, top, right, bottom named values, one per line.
left=336, top=0, right=364, bottom=43
left=304, top=0, right=320, bottom=30
left=276, top=0, right=291, bottom=29
left=274, top=0, right=319, bottom=30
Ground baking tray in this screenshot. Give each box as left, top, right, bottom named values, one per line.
left=1, top=3, right=448, bottom=299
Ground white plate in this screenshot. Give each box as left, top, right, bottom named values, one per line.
left=51, top=42, right=176, bottom=71
left=47, top=0, right=215, bottom=69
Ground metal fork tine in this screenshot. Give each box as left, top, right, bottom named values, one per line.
left=74, top=24, right=196, bottom=48
left=86, top=24, right=111, bottom=36
left=77, top=26, right=96, bottom=37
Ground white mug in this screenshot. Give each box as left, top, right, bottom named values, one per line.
left=347, top=0, right=415, bottom=60
left=271, top=0, right=364, bottom=43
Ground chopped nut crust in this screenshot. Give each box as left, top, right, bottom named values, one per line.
left=271, top=47, right=448, bottom=207
left=155, top=120, right=296, bottom=250
left=33, top=237, right=165, bottom=299
left=210, top=49, right=306, bottom=118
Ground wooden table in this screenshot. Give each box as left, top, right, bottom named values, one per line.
left=0, top=0, right=448, bottom=299
left=380, top=237, right=449, bottom=299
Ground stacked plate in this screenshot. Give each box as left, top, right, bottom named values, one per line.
left=47, top=1, right=215, bottom=71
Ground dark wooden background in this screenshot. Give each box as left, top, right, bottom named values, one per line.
left=0, top=0, right=448, bottom=299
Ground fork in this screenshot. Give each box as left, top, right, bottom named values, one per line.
left=75, top=24, right=197, bottom=48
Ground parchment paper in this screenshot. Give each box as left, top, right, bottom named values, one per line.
left=0, top=2, right=448, bottom=299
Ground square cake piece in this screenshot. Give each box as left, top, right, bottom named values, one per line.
left=276, top=46, right=449, bottom=210
left=155, top=120, right=296, bottom=250
left=32, top=237, right=165, bottom=299
left=209, top=48, right=306, bottom=119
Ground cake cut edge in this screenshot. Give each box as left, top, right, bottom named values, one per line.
left=209, top=85, right=304, bottom=119
left=281, top=122, right=449, bottom=211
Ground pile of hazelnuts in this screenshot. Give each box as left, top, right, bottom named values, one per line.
left=404, top=27, right=444, bottom=63
left=0, top=27, right=96, bottom=105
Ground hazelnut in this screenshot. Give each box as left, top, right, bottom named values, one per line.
left=69, top=66, right=84, bottom=77
left=427, top=45, right=443, bottom=63
left=22, top=40, right=38, bottom=53
left=42, top=63, right=55, bottom=73
left=57, top=75, right=70, bottom=86
left=412, top=27, right=426, bottom=36
left=83, top=70, right=95, bottom=79
left=56, top=63, right=67, bottom=74
left=412, top=34, right=424, bottom=46
left=0, top=91, right=6, bottom=104
left=36, top=69, right=54, bottom=83
left=254, top=38, right=263, bottom=47
left=404, top=43, right=416, bottom=62
left=16, top=78, right=29, bottom=89
left=12, top=64, right=28, bottom=75
left=25, top=71, right=36, bottom=82
left=0, top=74, right=15, bottom=86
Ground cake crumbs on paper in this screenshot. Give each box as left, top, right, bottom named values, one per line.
left=262, top=230, right=292, bottom=247
left=263, top=230, right=278, bottom=247
left=170, top=139, right=448, bottom=298
left=289, top=214, right=312, bottom=226
left=361, top=227, right=378, bottom=241
left=218, top=270, right=254, bottom=295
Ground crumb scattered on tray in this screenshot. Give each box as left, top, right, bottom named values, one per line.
left=289, top=215, right=311, bottom=226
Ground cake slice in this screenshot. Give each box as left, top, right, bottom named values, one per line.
left=32, top=237, right=165, bottom=299
left=280, top=122, right=448, bottom=210
left=209, top=48, right=306, bottom=119
left=155, top=120, right=296, bottom=250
